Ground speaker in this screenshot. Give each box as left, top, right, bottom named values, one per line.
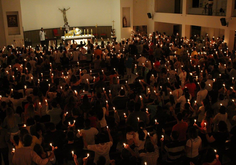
left=220, top=18, right=227, bottom=26
left=147, top=13, right=152, bottom=19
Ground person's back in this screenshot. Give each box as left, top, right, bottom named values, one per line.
left=164, top=131, right=185, bottom=163
left=13, top=134, right=52, bottom=165
left=172, top=113, right=188, bottom=141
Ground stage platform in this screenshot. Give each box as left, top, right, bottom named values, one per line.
left=61, top=35, right=94, bottom=44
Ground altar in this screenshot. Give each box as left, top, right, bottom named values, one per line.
left=61, top=34, right=94, bottom=44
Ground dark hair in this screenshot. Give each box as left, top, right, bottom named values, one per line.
left=26, top=118, right=35, bottom=126
left=120, top=89, right=125, bottom=96
left=121, top=149, right=131, bottom=160
left=188, top=127, right=198, bottom=139
left=67, top=131, right=74, bottom=141
left=219, top=106, right=226, bottom=114
left=218, top=121, right=227, bottom=132
left=23, top=134, right=32, bottom=147
left=20, top=128, right=29, bottom=141
left=35, top=123, right=42, bottom=139
left=177, top=113, right=183, bottom=121
left=146, top=141, right=155, bottom=152
left=49, top=122, right=56, bottom=131
left=200, top=82, right=206, bottom=89
left=138, top=129, right=145, bottom=141
left=84, top=119, right=91, bottom=128
left=171, top=131, right=179, bottom=140
left=34, top=144, right=44, bottom=158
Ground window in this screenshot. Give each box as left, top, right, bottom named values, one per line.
left=192, top=0, right=199, bottom=8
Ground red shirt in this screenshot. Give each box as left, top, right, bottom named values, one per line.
left=172, top=121, right=188, bottom=141
left=185, top=83, right=196, bottom=98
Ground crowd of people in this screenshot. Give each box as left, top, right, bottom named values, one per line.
left=0, top=31, right=235, bottom=165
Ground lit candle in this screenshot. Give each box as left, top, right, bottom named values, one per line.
left=123, top=113, right=127, bottom=118
left=71, top=151, right=74, bottom=156
left=146, top=108, right=148, bottom=113
left=87, top=153, right=90, bottom=158
left=12, top=148, right=15, bottom=153
left=23, top=124, right=26, bottom=127
left=50, top=143, right=52, bottom=147
left=123, top=143, right=127, bottom=147
left=137, top=117, right=140, bottom=121
left=194, top=119, right=197, bottom=123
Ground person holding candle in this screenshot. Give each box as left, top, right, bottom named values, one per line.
left=62, top=131, right=83, bottom=165
left=83, top=127, right=113, bottom=165
left=212, top=106, right=229, bottom=132
left=76, top=119, right=98, bottom=145
left=3, top=108, right=21, bottom=140
left=196, top=82, right=208, bottom=106
left=185, top=127, right=202, bottom=165
left=33, top=144, right=56, bottom=165
left=12, top=134, right=55, bottom=165
left=163, top=131, right=185, bottom=164
left=46, top=101, right=62, bottom=126
left=172, top=113, right=188, bottom=142
left=204, top=121, right=229, bottom=163
left=176, top=88, right=191, bottom=113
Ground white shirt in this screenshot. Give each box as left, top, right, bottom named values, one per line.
left=87, top=141, right=113, bottom=165
left=179, top=71, right=186, bottom=87
left=39, top=30, right=46, bottom=41
left=173, top=88, right=183, bottom=102
left=198, top=106, right=205, bottom=122
left=186, top=136, right=202, bottom=158
left=99, top=107, right=107, bottom=128
left=196, top=89, right=208, bottom=105
left=177, top=94, right=192, bottom=112
left=80, top=127, right=98, bottom=145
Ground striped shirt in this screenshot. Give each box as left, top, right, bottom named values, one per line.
left=164, top=141, right=185, bottom=163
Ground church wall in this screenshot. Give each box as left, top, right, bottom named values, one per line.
left=133, top=0, right=148, bottom=26
left=154, top=22, right=174, bottom=36
left=0, top=0, right=24, bottom=46
left=110, top=0, right=121, bottom=42
left=0, top=0, right=6, bottom=47
left=120, top=0, right=133, bottom=40
left=20, top=0, right=112, bottom=31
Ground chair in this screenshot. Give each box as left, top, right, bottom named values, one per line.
left=100, top=33, right=107, bottom=39
left=53, top=29, right=60, bottom=38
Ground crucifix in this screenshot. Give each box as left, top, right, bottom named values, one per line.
left=112, top=20, right=115, bottom=29
left=59, top=7, right=70, bottom=24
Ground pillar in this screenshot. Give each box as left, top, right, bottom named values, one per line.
left=182, top=24, right=190, bottom=38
